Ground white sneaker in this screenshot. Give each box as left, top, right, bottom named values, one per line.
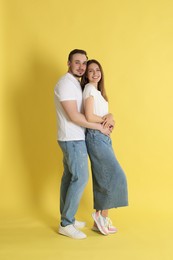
left=105, top=217, right=118, bottom=234
left=74, top=220, right=86, bottom=228
left=92, top=212, right=109, bottom=235
left=92, top=225, right=100, bottom=232
left=58, top=224, right=87, bottom=239
left=92, top=222, right=117, bottom=234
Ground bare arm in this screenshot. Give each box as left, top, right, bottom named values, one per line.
left=84, top=96, right=115, bottom=130
left=61, top=100, right=110, bottom=134
left=84, top=96, right=104, bottom=123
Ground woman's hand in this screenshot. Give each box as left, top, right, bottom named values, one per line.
left=102, top=113, right=115, bottom=130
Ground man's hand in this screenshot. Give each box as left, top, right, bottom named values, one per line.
left=99, top=124, right=111, bottom=136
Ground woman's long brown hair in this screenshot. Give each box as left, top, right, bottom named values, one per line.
left=81, top=59, right=108, bottom=101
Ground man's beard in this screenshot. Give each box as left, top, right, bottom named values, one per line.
left=73, top=73, right=82, bottom=78
left=69, top=69, right=84, bottom=79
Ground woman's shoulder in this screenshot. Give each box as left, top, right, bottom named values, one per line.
left=83, top=83, right=97, bottom=98
left=84, top=83, right=98, bottom=93
left=84, top=83, right=96, bottom=89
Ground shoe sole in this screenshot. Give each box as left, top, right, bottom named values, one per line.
left=58, top=228, right=87, bottom=239
left=92, top=226, right=117, bottom=234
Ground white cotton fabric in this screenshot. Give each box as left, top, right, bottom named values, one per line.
left=54, top=73, right=85, bottom=141
left=83, top=83, right=108, bottom=117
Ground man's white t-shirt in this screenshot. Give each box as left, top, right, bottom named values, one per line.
left=54, top=73, right=85, bottom=141
left=83, top=83, right=108, bottom=117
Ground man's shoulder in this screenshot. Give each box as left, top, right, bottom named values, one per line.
left=57, top=73, right=71, bottom=84
left=56, top=73, right=78, bottom=88
left=54, top=74, right=71, bottom=93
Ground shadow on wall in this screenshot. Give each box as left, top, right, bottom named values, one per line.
left=11, top=51, right=63, bottom=223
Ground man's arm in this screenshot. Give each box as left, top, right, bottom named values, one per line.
left=61, top=100, right=110, bottom=134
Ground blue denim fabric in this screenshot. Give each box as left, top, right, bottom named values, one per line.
left=86, top=129, right=128, bottom=210
left=58, top=140, right=89, bottom=226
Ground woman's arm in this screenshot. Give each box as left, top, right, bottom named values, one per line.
left=84, top=96, right=115, bottom=130
left=84, top=96, right=104, bottom=123
left=61, top=100, right=110, bottom=135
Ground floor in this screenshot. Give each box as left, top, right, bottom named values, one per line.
left=0, top=205, right=172, bottom=260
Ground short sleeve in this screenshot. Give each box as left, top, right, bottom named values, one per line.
left=55, top=78, right=76, bottom=101
left=83, top=84, right=96, bottom=100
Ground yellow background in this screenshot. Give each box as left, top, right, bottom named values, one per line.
left=1, top=0, right=173, bottom=259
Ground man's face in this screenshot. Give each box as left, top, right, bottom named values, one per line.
left=68, top=53, right=87, bottom=78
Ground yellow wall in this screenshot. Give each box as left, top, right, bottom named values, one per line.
left=1, top=0, right=173, bottom=223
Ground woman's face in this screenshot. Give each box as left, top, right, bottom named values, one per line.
left=87, top=63, right=101, bottom=86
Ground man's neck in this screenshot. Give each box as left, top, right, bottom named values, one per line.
left=68, top=71, right=81, bottom=82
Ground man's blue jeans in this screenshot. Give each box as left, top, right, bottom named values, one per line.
left=58, top=140, right=89, bottom=226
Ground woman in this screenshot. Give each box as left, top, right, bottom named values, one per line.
left=81, top=60, right=128, bottom=235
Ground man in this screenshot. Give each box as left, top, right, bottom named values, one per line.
left=54, top=49, right=109, bottom=239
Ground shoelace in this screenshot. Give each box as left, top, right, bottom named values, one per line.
left=105, top=217, right=113, bottom=228
left=98, top=213, right=106, bottom=226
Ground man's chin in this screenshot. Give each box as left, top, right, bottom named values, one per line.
left=73, top=73, right=84, bottom=78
